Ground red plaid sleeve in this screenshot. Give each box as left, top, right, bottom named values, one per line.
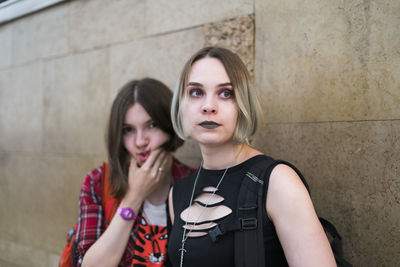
left=75, top=166, right=104, bottom=266
left=73, top=159, right=195, bottom=267
left=172, top=157, right=197, bottom=181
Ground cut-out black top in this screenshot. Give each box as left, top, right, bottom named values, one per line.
left=168, top=155, right=291, bottom=267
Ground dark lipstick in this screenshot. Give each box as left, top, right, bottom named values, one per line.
left=199, top=121, right=221, bottom=129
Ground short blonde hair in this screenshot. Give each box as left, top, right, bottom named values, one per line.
left=171, top=47, right=262, bottom=144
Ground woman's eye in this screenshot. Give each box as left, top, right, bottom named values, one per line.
left=189, top=88, right=203, bottom=97
left=122, top=126, right=134, bottom=135
left=149, top=121, right=158, bottom=128
left=220, top=89, right=234, bottom=99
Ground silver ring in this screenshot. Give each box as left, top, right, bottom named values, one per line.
left=158, top=167, right=163, bottom=172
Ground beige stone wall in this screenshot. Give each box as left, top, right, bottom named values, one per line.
left=0, top=0, right=399, bottom=266
left=0, top=0, right=252, bottom=266
left=255, top=0, right=400, bottom=266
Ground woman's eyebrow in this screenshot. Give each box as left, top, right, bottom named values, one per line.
left=123, top=119, right=152, bottom=127
left=187, top=82, right=232, bottom=87
left=187, top=82, right=202, bottom=86
left=218, top=82, right=233, bottom=87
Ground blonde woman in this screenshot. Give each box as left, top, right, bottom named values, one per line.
left=167, top=47, right=336, bottom=267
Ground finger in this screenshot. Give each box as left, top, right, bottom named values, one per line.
left=129, top=157, right=138, bottom=173
left=159, top=153, right=172, bottom=178
left=151, top=151, right=168, bottom=178
left=141, top=148, right=163, bottom=170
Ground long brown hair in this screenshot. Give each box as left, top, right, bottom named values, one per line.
left=107, top=78, right=183, bottom=198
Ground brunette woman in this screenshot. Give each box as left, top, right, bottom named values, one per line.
left=74, top=78, right=194, bottom=267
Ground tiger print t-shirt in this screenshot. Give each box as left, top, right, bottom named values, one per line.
left=131, top=200, right=168, bottom=267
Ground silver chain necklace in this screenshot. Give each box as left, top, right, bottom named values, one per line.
left=179, top=163, right=229, bottom=267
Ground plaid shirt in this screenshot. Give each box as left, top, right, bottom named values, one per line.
left=75, top=158, right=195, bottom=267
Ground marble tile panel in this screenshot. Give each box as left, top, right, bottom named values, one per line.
left=145, top=0, right=253, bottom=35
left=42, top=49, right=110, bottom=156
left=253, top=119, right=400, bottom=267
left=0, top=239, right=62, bottom=267
left=109, top=27, right=204, bottom=99
left=11, top=3, right=69, bottom=65
left=204, top=15, right=255, bottom=80
left=69, top=0, right=145, bottom=52
left=0, top=153, right=104, bottom=255
left=0, top=153, right=13, bottom=242
left=0, top=258, right=22, bottom=267
left=0, top=63, right=43, bottom=153
left=0, top=24, right=12, bottom=69
left=255, top=0, right=400, bottom=123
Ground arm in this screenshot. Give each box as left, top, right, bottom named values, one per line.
left=168, top=186, right=175, bottom=225
left=266, top=164, right=336, bottom=267
left=81, top=149, right=171, bottom=267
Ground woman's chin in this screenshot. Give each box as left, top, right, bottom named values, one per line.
left=196, top=137, right=232, bottom=147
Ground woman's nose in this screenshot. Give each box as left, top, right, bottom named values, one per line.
left=135, top=131, right=149, bottom=147
left=201, top=98, right=217, bottom=114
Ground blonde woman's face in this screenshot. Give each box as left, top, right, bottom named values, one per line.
left=181, top=57, right=238, bottom=146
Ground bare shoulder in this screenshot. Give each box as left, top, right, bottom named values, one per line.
left=269, top=163, right=307, bottom=195
left=266, top=164, right=337, bottom=266
left=267, top=163, right=312, bottom=220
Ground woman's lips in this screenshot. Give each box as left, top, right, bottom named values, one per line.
left=199, top=121, right=221, bottom=129
left=138, top=151, right=150, bottom=162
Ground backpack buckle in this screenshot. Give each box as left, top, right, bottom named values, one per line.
left=67, top=228, right=76, bottom=242
left=240, top=218, right=257, bottom=230
left=208, top=225, right=224, bottom=243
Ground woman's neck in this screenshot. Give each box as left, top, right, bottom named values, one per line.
left=199, top=142, right=261, bottom=170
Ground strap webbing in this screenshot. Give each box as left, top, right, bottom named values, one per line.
left=234, top=156, right=275, bottom=267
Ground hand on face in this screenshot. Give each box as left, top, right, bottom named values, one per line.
left=123, top=103, right=171, bottom=166
left=126, top=148, right=173, bottom=203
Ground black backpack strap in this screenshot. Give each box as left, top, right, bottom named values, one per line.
left=232, top=158, right=310, bottom=267
left=319, top=217, right=353, bottom=267
left=207, top=156, right=276, bottom=267
left=319, top=217, right=343, bottom=256
left=235, top=156, right=276, bottom=267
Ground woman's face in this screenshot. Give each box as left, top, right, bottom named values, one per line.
left=181, top=57, right=238, bottom=146
left=123, top=103, right=170, bottom=166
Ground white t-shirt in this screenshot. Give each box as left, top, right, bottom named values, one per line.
left=142, top=199, right=167, bottom=226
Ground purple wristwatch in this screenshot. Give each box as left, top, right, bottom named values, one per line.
left=117, top=207, right=138, bottom=221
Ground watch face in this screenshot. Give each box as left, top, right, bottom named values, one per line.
left=120, top=207, right=135, bottom=220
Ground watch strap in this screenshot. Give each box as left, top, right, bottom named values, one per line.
left=117, top=207, right=139, bottom=221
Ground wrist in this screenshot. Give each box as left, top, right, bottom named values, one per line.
left=117, top=207, right=140, bottom=221
left=120, top=194, right=144, bottom=213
